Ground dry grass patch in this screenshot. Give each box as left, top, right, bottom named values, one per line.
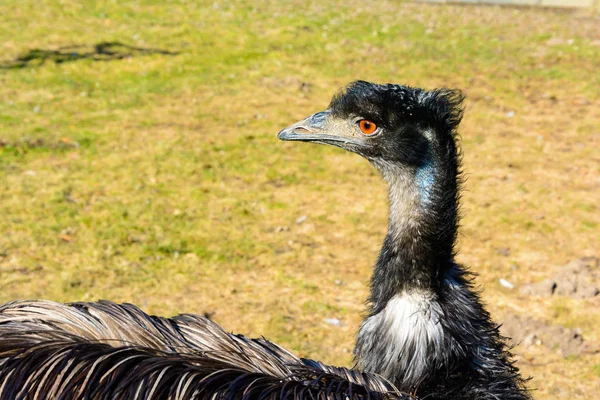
left=1, top=1, right=599, bottom=398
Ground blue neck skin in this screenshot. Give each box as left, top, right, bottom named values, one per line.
left=415, top=156, right=435, bottom=205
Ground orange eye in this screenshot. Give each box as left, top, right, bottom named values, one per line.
left=358, top=120, right=377, bottom=135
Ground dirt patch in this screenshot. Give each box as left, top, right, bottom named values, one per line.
left=520, top=257, right=600, bottom=299
left=500, top=315, right=598, bottom=358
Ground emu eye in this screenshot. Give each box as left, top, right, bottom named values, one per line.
left=358, top=120, right=378, bottom=135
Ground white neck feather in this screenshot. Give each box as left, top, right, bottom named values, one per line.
left=356, top=290, right=446, bottom=389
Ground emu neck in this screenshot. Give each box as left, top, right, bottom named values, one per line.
left=371, top=151, right=459, bottom=306
left=355, top=142, right=460, bottom=389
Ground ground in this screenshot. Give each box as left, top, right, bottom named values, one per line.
left=0, top=1, right=599, bottom=398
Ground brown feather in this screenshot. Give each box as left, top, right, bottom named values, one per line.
left=0, top=300, right=409, bottom=400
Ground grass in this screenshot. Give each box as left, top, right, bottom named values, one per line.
left=1, top=1, right=599, bottom=398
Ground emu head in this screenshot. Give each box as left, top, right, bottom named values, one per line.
left=278, top=80, right=464, bottom=177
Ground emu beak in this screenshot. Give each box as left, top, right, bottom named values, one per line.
left=278, top=110, right=364, bottom=150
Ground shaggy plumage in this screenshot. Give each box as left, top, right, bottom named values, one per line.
left=278, top=81, right=531, bottom=399
left=0, top=300, right=406, bottom=400
left=0, top=81, right=531, bottom=399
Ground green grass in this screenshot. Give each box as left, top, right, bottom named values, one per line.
left=1, top=1, right=599, bottom=398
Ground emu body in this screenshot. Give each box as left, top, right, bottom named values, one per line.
left=0, top=301, right=403, bottom=399
left=0, top=81, right=531, bottom=400
left=279, top=81, right=530, bottom=399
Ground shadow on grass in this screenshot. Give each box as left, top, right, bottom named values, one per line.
left=0, top=41, right=178, bottom=69
left=0, top=137, right=89, bottom=157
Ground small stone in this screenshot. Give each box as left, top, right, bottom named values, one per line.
left=499, top=278, right=514, bottom=289
left=324, top=318, right=344, bottom=327
left=295, top=215, right=307, bottom=224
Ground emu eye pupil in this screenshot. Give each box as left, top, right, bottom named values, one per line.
left=358, top=119, right=377, bottom=135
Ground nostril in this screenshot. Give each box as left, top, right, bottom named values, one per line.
left=293, top=126, right=312, bottom=134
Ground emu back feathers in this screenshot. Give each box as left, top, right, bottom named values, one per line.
left=0, top=300, right=408, bottom=400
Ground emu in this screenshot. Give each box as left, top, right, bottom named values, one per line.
left=0, top=81, right=530, bottom=399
